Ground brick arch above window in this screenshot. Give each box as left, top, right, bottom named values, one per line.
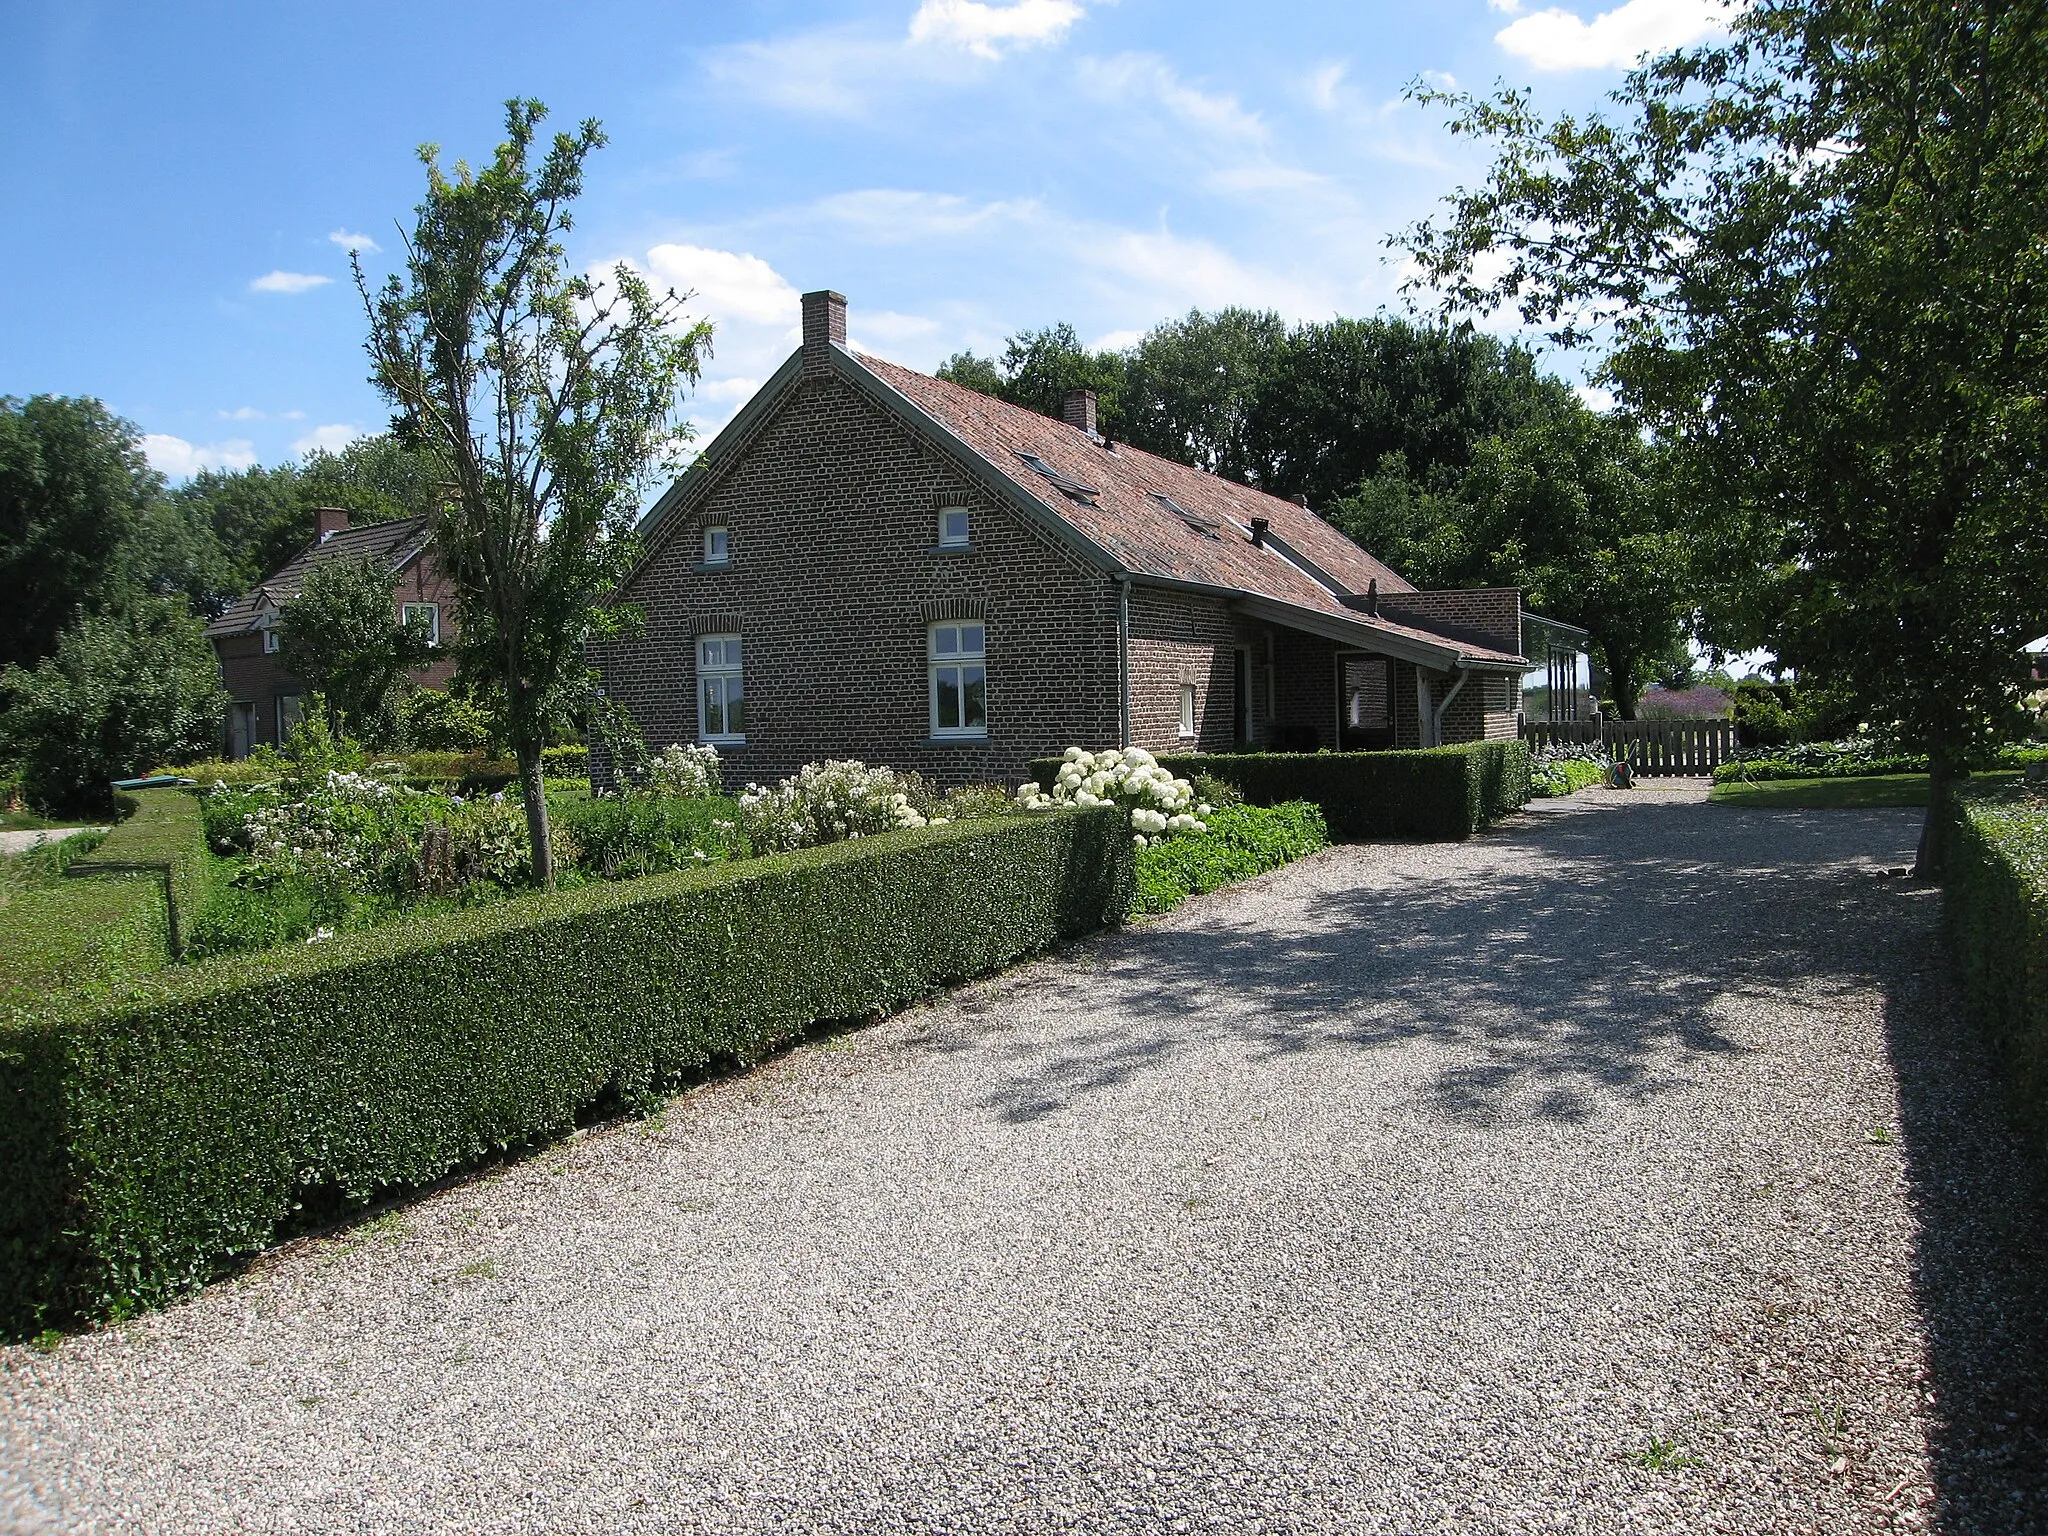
left=688, top=611, right=744, bottom=636
left=920, top=597, right=988, bottom=623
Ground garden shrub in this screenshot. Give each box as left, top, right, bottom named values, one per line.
left=1131, top=801, right=1328, bottom=914
left=1016, top=748, right=1208, bottom=846
left=1530, top=744, right=1611, bottom=799
left=739, top=760, right=933, bottom=852
left=556, top=793, right=745, bottom=879
left=1945, top=786, right=2048, bottom=1162
left=1035, top=740, right=1530, bottom=842
left=541, top=744, right=590, bottom=779
left=0, top=808, right=1132, bottom=1333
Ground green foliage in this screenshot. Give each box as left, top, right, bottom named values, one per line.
left=1945, top=786, right=2048, bottom=1161
left=540, top=744, right=589, bottom=778
left=276, top=555, right=433, bottom=744
left=0, top=395, right=164, bottom=670
left=1531, top=755, right=1608, bottom=798
left=395, top=688, right=496, bottom=753
left=1132, top=801, right=1328, bottom=914
left=361, top=98, right=713, bottom=886
left=555, top=792, right=744, bottom=879
left=0, top=597, right=226, bottom=814
left=1713, top=739, right=1926, bottom=783
left=0, top=808, right=1131, bottom=1332
left=1033, top=740, right=1531, bottom=842
left=0, top=790, right=210, bottom=1003
left=1402, top=0, right=2048, bottom=869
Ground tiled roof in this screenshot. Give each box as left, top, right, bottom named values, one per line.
left=852, top=355, right=1527, bottom=667
left=204, top=517, right=430, bottom=638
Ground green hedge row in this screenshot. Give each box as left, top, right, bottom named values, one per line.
left=0, top=808, right=1131, bottom=1333
left=1945, top=787, right=2048, bottom=1160
left=1133, top=802, right=1328, bottom=914
left=64, top=788, right=214, bottom=956
left=1034, top=740, right=1531, bottom=842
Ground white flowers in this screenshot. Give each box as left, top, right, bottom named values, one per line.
left=738, top=759, right=929, bottom=852
left=1015, top=746, right=1206, bottom=845
left=644, top=742, right=722, bottom=799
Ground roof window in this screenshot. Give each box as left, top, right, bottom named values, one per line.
left=1151, top=492, right=1223, bottom=540
left=1015, top=452, right=1098, bottom=506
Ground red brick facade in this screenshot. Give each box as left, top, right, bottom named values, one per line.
left=592, top=291, right=1548, bottom=789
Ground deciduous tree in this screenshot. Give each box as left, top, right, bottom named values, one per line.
left=277, top=555, right=433, bottom=745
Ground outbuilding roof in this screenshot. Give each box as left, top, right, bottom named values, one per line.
left=204, top=516, right=431, bottom=639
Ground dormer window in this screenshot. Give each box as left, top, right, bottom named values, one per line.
left=937, top=507, right=970, bottom=548
left=703, top=524, right=730, bottom=567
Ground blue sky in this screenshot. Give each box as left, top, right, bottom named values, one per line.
left=0, top=0, right=1729, bottom=484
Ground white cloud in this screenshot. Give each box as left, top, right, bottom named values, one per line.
left=293, top=424, right=365, bottom=456
left=811, top=189, right=1041, bottom=243
left=642, top=244, right=801, bottom=326
left=142, top=434, right=256, bottom=478
left=219, top=406, right=265, bottom=421
left=1090, top=328, right=1145, bottom=353
left=249, top=270, right=332, bottom=294
left=1575, top=384, right=1618, bottom=412
left=1306, top=61, right=1349, bottom=110
left=328, top=229, right=381, bottom=254
left=1075, top=54, right=1266, bottom=143
left=1490, top=0, right=1524, bottom=12
left=1496, top=0, right=1731, bottom=71
left=907, top=0, right=1083, bottom=58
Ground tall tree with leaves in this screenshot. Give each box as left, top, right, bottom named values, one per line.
left=0, top=396, right=163, bottom=670
left=360, top=99, right=709, bottom=885
left=1402, top=0, right=2048, bottom=874
left=276, top=555, right=433, bottom=746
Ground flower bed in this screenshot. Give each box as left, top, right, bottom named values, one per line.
left=1530, top=744, right=1611, bottom=799
left=1132, top=801, right=1327, bottom=913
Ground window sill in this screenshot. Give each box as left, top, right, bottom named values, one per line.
left=927, top=544, right=973, bottom=556
left=699, top=736, right=746, bottom=747
left=690, top=561, right=733, bottom=575
left=919, top=735, right=990, bottom=747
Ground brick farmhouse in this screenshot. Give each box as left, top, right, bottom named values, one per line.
left=592, top=290, right=1589, bottom=787
left=206, top=509, right=460, bottom=756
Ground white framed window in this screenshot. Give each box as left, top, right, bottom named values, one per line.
left=262, top=625, right=281, bottom=654
left=697, top=633, right=745, bottom=743
left=402, top=602, right=441, bottom=646
left=703, top=524, right=729, bottom=566
left=928, top=622, right=987, bottom=739
left=1179, top=683, right=1197, bottom=738
left=937, top=507, right=970, bottom=549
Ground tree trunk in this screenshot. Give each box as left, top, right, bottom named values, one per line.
left=1913, top=755, right=1952, bottom=881
left=518, top=744, right=554, bottom=889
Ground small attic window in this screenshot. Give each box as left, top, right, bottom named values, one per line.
left=1151, top=492, right=1223, bottom=540
left=1015, top=452, right=1098, bottom=505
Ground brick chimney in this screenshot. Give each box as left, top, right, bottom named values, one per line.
left=801, top=290, right=846, bottom=377
left=1062, top=389, right=1098, bottom=435
left=313, top=507, right=350, bottom=542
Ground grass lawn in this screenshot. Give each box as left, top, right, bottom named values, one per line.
left=0, top=809, right=96, bottom=832
left=1709, top=770, right=2022, bottom=809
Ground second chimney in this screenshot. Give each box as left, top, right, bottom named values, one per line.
left=801, top=290, right=847, bottom=376
left=314, top=507, right=350, bottom=542
left=1062, top=388, right=1097, bottom=436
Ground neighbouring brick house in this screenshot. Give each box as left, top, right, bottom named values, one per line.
left=205, top=509, right=460, bottom=757
left=592, top=290, right=1587, bottom=788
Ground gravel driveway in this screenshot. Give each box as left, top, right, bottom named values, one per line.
left=6, top=782, right=2046, bottom=1535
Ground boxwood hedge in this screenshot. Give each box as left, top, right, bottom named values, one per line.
left=1032, top=740, right=1531, bottom=842
left=1945, top=786, right=2048, bottom=1160
left=0, top=807, right=1130, bottom=1334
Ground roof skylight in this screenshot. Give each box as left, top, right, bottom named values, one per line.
left=1015, top=452, right=1099, bottom=505
left=1150, top=492, right=1223, bottom=539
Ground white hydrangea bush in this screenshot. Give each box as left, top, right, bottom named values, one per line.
left=234, top=770, right=408, bottom=885
left=1015, top=747, right=1210, bottom=846
left=738, top=759, right=930, bottom=853
left=644, top=742, right=722, bottom=799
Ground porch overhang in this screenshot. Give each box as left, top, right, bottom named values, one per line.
left=1227, top=590, right=1529, bottom=673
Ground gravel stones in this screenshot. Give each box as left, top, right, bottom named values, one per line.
left=6, top=781, right=2046, bottom=1534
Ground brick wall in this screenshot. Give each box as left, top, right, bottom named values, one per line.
left=1126, top=587, right=1253, bottom=754
left=594, top=374, right=1121, bottom=789
left=1376, top=588, right=1523, bottom=658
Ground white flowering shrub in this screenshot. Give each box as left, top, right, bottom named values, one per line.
left=235, top=770, right=408, bottom=886
left=644, top=742, right=722, bottom=799
left=738, top=759, right=929, bottom=853
left=1015, top=747, right=1209, bottom=847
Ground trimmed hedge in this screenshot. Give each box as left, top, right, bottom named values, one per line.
left=1133, top=801, right=1328, bottom=914
left=0, top=808, right=1130, bottom=1333
left=1945, top=787, right=2048, bottom=1160
left=64, top=788, right=213, bottom=955
left=1033, top=740, right=1531, bottom=842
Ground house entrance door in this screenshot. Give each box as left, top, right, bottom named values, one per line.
left=1336, top=653, right=1395, bottom=751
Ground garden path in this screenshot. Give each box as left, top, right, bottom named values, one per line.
left=0, top=826, right=102, bottom=857
left=6, top=782, right=2047, bottom=1534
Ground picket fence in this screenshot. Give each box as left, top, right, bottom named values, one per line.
left=1521, top=717, right=1737, bottom=777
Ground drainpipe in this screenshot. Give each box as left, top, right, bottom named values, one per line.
left=1117, top=576, right=1132, bottom=749
left=1431, top=665, right=1472, bottom=747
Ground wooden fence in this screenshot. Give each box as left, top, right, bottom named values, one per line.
left=1521, top=718, right=1736, bottom=776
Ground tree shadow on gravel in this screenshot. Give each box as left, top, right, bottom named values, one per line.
left=964, top=794, right=1912, bottom=1130
left=1883, top=937, right=2048, bottom=1533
